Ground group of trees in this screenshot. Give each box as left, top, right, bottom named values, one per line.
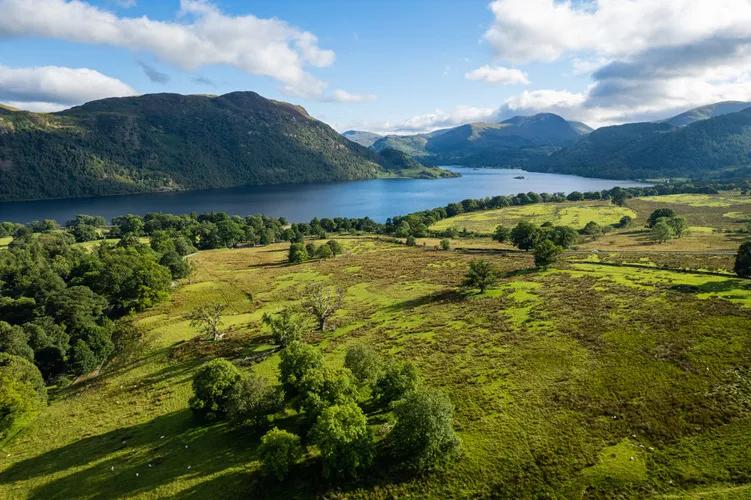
left=493, top=221, right=579, bottom=267
left=646, top=209, right=689, bottom=244
left=189, top=339, right=459, bottom=481
left=288, top=239, right=343, bottom=264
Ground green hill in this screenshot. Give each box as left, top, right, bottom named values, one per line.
left=342, top=130, right=383, bottom=147
left=0, top=92, right=436, bottom=202
left=663, top=101, right=751, bottom=127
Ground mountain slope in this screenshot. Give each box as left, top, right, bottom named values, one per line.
left=0, top=92, right=435, bottom=202
left=535, top=108, right=751, bottom=179
left=371, top=113, right=589, bottom=167
left=662, top=101, right=751, bottom=127
left=342, top=130, right=382, bottom=147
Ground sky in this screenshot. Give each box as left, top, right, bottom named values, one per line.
left=1, top=0, right=750, bottom=134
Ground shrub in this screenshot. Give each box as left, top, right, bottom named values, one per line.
left=262, top=308, right=307, bottom=347
left=345, top=344, right=382, bottom=385
left=510, top=222, right=539, bottom=250
left=581, top=221, right=602, bottom=236
left=735, top=241, right=751, bottom=278
left=406, top=235, right=417, bottom=246
left=288, top=243, right=308, bottom=264
left=68, top=339, right=98, bottom=376
left=391, top=387, right=460, bottom=471
left=259, top=428, right=303, bottom=481
left=440, top=239, right=451, bottom=251
left=374, top=360, right=420, bottom=405
left=311, top=402, right=373, bottom=479
left=297, top=367, right=357, bottom=420
left=534, top=239, right=563, bottom=268
left=616, top=215, right=633, bottom=228
left=0, top=353, right=47, bottom=443
left=227, top=373, right=284, bottom=431
left=650, top=220, right=675, bottom=243
left=462, top=260, right=499, bottom=293
left=278, top=341, right=324, bottom=395
left=326, top=240, right=343, bottom=255
left=647, top=208, right=676, bottom=227
left=315, top=243, right=334, bottom=259
left=189, top=359, right=242, bottom=421
left=492, top=225, right=511, bottom=243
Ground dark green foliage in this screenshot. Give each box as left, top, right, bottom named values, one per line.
left=647, top=209, right=677, bottom=227
left=311, top=402, right=374, bottom=479
left=616, top=215, right=633, bottom=228
left=651, top=221, right=675, bottom=243
left=510, top=221, right=539, bottom=250
left=534, top=240, right=563, bottom=268
left=462, top=260, right=500, bottom=293
left=68, top=339, right=98, bottom=376
left=0, top=322, right=34, bottom=361
left=189, top=358, right=243, bottom=422
left=0, top=353, right=47, bottom=443
left=70, top=224, right=99, bottom=243
left=278, top=341, right=325, bottom=395
left=405, top=235, right=417, bottom=246
left=581, top=221, right=603, bottom=236
left=390, top=388, right=459, bottom=471
left=297, top=367, right=357, bottom=420
left=567, top=191, right=584, bottom=201
left=159, top=251, right=191, bottom=279
left=545, top=226, right=578, bottom=248
left=374, top=361, right=420, bottom=405
left=262, top=308, right=307, bottom=347
left=493, top=225, right=511, bottom=243
left=315, top=243, right=334, bottom=259
left=227, top=373, right=284, bottom=432
left=611, top=188, right=628, bottom=206
left=258, top=428, right=303, bottom=481
left=734, top=241, right=751, bottom=278
left=288, top=243, right=309, bottom=264
left=326, top=240, right=343, bottom=255
left=440, top=239, right=451, bottom=250
left=111, top=215, right=144, bottom=237
left=344, top=344, right=382, bottom=386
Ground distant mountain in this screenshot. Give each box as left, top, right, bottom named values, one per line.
left=534, top=107, right=751, bottom=179
left=0, top=92, right=443, bottom=202
left=662, top=101, right=751, bottom=127
left=342, top=130, right=382, bottom=147
left=371, top=113, right=590, bottom=167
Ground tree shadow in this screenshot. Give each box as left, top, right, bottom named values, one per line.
left=384, top=290, right=464, bottom=312
left=670, top=279, right=751, bottom=295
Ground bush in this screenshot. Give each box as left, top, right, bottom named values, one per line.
left=69, top=339, right=98, bottom=376
left=189, top=359, right=242, bottom=421
left=344, top=344, right=382, bottom=385
left=440, top=239, right=451, bottom=250
left=262, top=308, right=307, bottom=347
left=665, top=216, right=689, bottom=238
left=647, top=208, right=676, bottom=227
left=227, top=373, right=284, bottom=431
left=374, top=360, right=420, bottom=405
left=0, top=353, right=47, bottom=443
left=534, top=239, right=563, bottom=268
left=297, top=367, right=357, bottom=420
left=278, top=341, right=324, bottom=395
left=315, top=243, right=334, bottom=259
left=259, top=428, right=303, bottom=481
left=650, top=220, right=675, bottom=243
left=326, top=240, right=343, bottom=255
left=735, top=241, right=751, bottom=278
left=288, top=243, right=308, bottom=264
left=492, top=225, right=511, bottom=243
left=311, top=402, right=373, bottom=478
left=390, top=387, right=460, bottom=471
left=462, top=260, right=499, bottom=293
left=510, top=222, right=539, bottom=250
left=405, top=235, right=417, bottom=246
left=581, top=221, right=602, bottom=236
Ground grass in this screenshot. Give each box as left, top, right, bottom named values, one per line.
left=1, top=236, right=751, bottom=498
left=430, top=200, right=636, bottom=233
left=0, top=236, right=11, bottom=248
left=639, top=193, right=751, bottom=208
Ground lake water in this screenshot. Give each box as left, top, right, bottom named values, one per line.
left=0, top=167, right=649, bottom=224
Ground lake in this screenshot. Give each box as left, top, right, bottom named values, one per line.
left=0, top=167, right=649, bottom=224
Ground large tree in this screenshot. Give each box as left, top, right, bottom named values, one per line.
left=302, top=284, right=343, bottom=331
left=735, top=241, right=751, bottom=278
left=311, top=402, right=374, bottom=479
left=462, top=260, right=499, bottom=293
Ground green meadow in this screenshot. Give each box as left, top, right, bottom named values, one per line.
left=2, top=229, right=751, bottom=498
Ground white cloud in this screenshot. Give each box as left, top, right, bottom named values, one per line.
left=465, top=65, right=529, bottom=85
left=326, top=90, right=377, bottom=103
left=0, top=0, right=351, bottom=99
left=0, top=65, right=136, bottom=111
left=350, top=105, right=497, bottom=135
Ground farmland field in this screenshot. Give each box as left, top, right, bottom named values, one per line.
left=1, top=228, right=751, bottom=498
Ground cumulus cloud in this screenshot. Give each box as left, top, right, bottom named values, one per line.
left=325, top=90, right=377, bottom=103
left=138, top=61, right=170, bottom=84
left=465, top=65, right=529, bottom=85
left=0, top=65, right=136, bottom=111
left=0, top=0, right=364, bottom=100
left=481, top=0, right=751, bottom=125
left=351, top=105, right=497, bottom=135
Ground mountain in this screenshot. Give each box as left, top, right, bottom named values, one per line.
left=534, top=107, right=751, bottom=179
left=662, top=101, right=751, bottom=127
left=0, top=92, right=448, bottom=202
left=342, top=130, right=382, bottom=147
left=371, top=113, right=590, bottom=167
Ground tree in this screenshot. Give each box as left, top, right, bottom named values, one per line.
left=567, top=191, right=584, bottom=201
left=160, top=250, right=191, bottom=279
left=439, top=239, right=451, bottom=251
left=262, top=308, right=307, bottom=347
left=278, top=341, right=325, bottom=395
left=189, top=358, right=242, bottom=421
left=259, top=428, right=303, bottom=481
left=70, top=223, right=99, bottom=243
left=297, top=366, right=357, bottom=420
left=735, top=241, right=751, bottom=278
left=581, top=221, right=602, bottom=237
left=390, top=387, right=460, bottom=471
left=650, top=220, right=675, bottom=243
left=616, top=215, right=633, bottom=228
left=345, top=345, right=382, bottom=385
left=326, top=240, right=343, bottom=255
left=311, top=402, right=373, bottom=479
left=547, top=226, right=578, bottom=248
left=227, top=373, right=284, bottom=431
left=288, top=243, right=309, bottom=264
left=68, top=339, right=98, bottom=376
left=510, top=222, right=539, bottom=250
left=189, top=303, right=226, bottom=341
left=0, top=321, right=34, bottom=361
left=315, top=243, right=334, bottom=259
left=405, top=235, right=417, bottom=246
left=647, top=208, right=676, bottom=227
left=492, top=225, right=511, bottom=243
left=611, top=188, right=628, bottom=206
left=302, top=284, right=343, bottom=331
left=0, top=353, right=47, bottom=442
left=534, top=240, right=563, bottom=269
left=374, top=360, right=420, bottom=405
left=666, top=216, right=689, bottom=238
left=462, top=260, right=499, bottom=293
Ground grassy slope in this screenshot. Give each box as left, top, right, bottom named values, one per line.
left=1, top=229, right=750, bottom=498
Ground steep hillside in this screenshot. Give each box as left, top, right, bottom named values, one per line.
left=663, top=101, right=751, bottom=127
left=0, top=92, right=433, bottom=202
left=342, top=130, right=382, bottom=147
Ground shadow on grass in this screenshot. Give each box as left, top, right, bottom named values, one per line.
left=384, top=289, right=464, bottom=312
left=671, top=279, right=751, bottom=294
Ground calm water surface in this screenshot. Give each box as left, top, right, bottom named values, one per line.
left=0, top=167, right=649, bottom=223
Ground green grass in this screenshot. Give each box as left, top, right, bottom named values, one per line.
left=430, top=201, right=637, bottom=233
left=0, top=236, right=11, bottom=248
left=1, top=237, right=751, bottom=498
left=639, top=193, right=751, bottom=208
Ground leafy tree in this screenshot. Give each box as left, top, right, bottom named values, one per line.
left=611, top=188, right=628, bottom=206
left=258, top=428, right=303, bottom=481
left=666, top=216, right=689, bottom=238
left=405, top=235, right=417, bottom=246
left=374, top=360, right=420, bottom=405
left=288, top=243, right=308, bottom=264
left=311, top=402, right=373, bottom=479
left=734, top=240, right=751, bottom=278
left=461, top=259, right=499, bottom=293
left=159, top=250, right=191, bottom=279
left=650, top=220, right=675, bottom=243
left=297, top=366, right=357, bottom=420
left=616, top=215, right=633, bottom=228
left=439, top=239, right=451, bottom=250
left=567, top=191, right=584, bottom=201
left=70, top=223, right=99, bottom=243
left=345, top=344, right=382, bottom=386
left=546, top=226, right=578, bottom=248
left=189, top=303, right=226, bottom=341
left=216, top=219, right=245, bottom=248
left=326, top=240, right=343, bottom=255
left=227, top=373, right=284, bottom=431
left=278, top=341, right=325, bottom=395
left=534, top=239, right=563, bottom=268
left=492, top=225, right=511, bottom=243
left=0, top=353, right=47, bottom=442
left=581, top=221, right=602, bottom=237
left=112, top=215, right=145, bottom=236
left=189, top=358, right=242, bottom=421
left=262, top=308, right=307, bottom=347
left=302, top=284, right=343, bottom=331
left=315, top=243, right=334, bottom=259
left=0, top=321, right=34, bottom=361
left=395, top=221, right=411, bottom=238
left=390, top=387, right=460, bottom=471
left=647, top=208, right=677, bottom=227
left=68, top=339, right=98, bottom=376
left=510, top=222, right=539, bottom=250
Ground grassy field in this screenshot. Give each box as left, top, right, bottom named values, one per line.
left=1, top=233, right=750, bottom=498
left=0, top=236, right=11, bottom=248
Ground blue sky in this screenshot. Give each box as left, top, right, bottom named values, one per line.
left=1, top=0, right=750, bottom=133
